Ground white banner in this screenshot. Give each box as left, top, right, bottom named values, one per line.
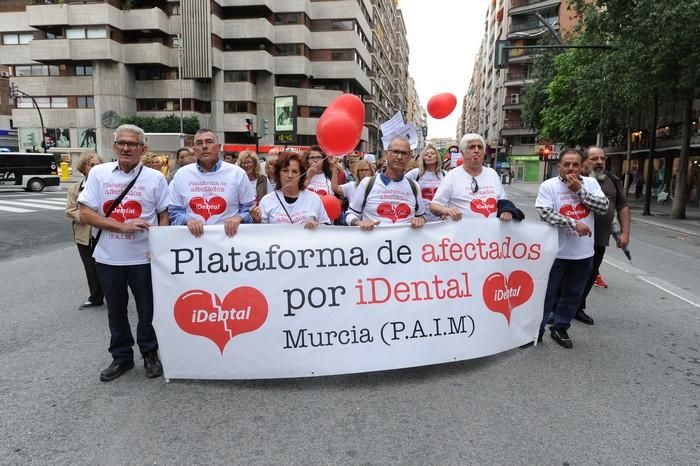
left=150, top=220, right=557, bottom=380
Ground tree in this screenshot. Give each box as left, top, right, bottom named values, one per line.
left=118, top=115, right=200, bottom=135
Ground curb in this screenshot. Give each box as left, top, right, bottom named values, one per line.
left=631, top=216, right=700, bottom=238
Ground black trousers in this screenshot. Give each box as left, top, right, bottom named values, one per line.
left=96, top=263, right=158, bottom=363
left=578, top=245, right=607, bottom=312
left=77, top=242, right=104, bottom=304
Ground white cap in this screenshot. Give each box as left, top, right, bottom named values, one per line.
left=364, top=153, right=376, bottom=162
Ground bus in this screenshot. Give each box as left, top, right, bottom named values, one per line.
left=0, top=152, right=60, bottom=192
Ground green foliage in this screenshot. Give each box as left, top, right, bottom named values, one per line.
left=118, top=115, right=200, bottom=135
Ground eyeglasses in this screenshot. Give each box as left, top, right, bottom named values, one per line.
left=308, top=156, right=323, bottom=161
left=389, top=149, right=410, bottom=157
left=114, top=141, right=142, bottom=149
left=194, top=139, right=217, bottom=147
left=471, top=177, right=479, bottom=193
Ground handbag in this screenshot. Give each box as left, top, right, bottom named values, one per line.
left=93, top=166, right=143, bottom=247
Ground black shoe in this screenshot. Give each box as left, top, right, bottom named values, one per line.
left=100, top=360, right=134, bottom=382
left=520, top=331, right=544, bottom=348
left=574, top=309, right=594, bottom=325
left=550, top=328, right=573, bottom=349
left=79, top=300, right=103, bottom=310
left=143, top=351, right=163, bottom=379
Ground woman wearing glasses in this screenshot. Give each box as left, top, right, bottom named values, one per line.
left=406, top=145, right=445, bottom=222
left=304, top=145, right=335, bottom=197
left=430, top=133, right=523, bottom=221
left=251, top=152, right=330, bottom=228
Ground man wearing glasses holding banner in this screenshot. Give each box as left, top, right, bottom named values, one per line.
left=430, top=133, right=523, bottom=222
left=78, top=124, right=169, bottom=382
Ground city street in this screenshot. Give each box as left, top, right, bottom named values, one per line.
left=0, top=183, right=698, bottom=464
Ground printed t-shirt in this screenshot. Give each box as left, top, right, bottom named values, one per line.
left=535, top=176, right=605, bottom=260
left=347, top=174, right=425, bottom=225
left=77, top=162, right=168, bottom=266
left=406, top=167, right=444, bottom=222
left=339, top=181, right=358, bottom=202
left=431, top=166, right=506, bottom=219
left=168, top=161, right=255, bottom=224
left=258, top=189, right=331, bottom=225
left=306, top=173, right=332, bottom=197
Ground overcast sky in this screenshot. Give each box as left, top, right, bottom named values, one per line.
left=401, top=0, right=490, bottom=139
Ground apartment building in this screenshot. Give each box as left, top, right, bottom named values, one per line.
left=0, top=0, right=412, bottom=159
left=0, top=64, right=17, bottom=150
left=461, top=0, right=575, bottom=181
left=406, top=76, right=427, bottom=152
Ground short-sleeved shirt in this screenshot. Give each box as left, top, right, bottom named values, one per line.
left=168, top=161, right=255, bottom=224
left=346, top=173, right=425, bottom=225
left=594, top=173, right=627, bottom=247
left=258, top=189, right=331, bottom=225
left=535, top=176, right=605, bottom=260
left=431, top=166, right=507, bottom=219
left=77, top=162, right=169, bottom=266
left=306, top=173, right=332, bottom=197
left=339, top=181, right=358, bottom=202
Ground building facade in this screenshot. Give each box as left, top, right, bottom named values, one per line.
left=1, top=0, right=412, bottom=160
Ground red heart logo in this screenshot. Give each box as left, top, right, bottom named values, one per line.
left=189, top=196, right=227, bottom=221
left=470, top=197, right=497, bottom=217
left=103, top=200, right=142, bottom=222
left=559, top=203, right=590, bottom=220
left=173, top=287, right=268, bottom=353
left=309, top=187, right=328, bottom=196
left=421, top=187, right=436, bottom=201
left=482, top=270, right=534, bottom=325
left=377, top=202, right=411, bottom=223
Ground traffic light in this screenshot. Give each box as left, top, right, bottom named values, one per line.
left=544, top=145, right=551, bottom=159
left=9, top=82, right=19, bottom=99
left=245, top=118, right=254, bottom=138
left=258, top=117, right=269, bottom=138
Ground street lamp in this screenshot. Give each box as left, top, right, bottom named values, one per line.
left=176, top=33, right=184, bottom=136
left=9, top=82, right=46, bottom=152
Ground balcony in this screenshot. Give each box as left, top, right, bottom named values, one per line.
left=121, top=8, right=171, bottom=33
left=11, top=108, right=95, bottom=129
left=215, top=50, right=274, bottom=73
left=504, top=72, right=534, bottom=86
left=12, top=76, right=93, bottom=96
left=219, top=18, right=273, bottom=40
left=123, top=43, right=175, bottom=67
left=502, top=120, right=535, bottom=136
left=26, top=3, right=120, bottom=29
left=136, top=80, right=212, bottom=101
left=29, top=39, right=122, bottom=63
left=509, top=16, right=559, bottom=35
left=0, top=45, right=33, bottom=65
left=311, top=61, right=371, bottom=93
left=274, top=56, right=312, bottom=76
left=509, top=0, right=561, bottom=15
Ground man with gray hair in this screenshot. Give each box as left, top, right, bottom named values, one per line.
left=430, top=133, right=523, bottom=221
left=346, top=136, right=426, bottom=230
left=78, top=124, right=169, bottom=381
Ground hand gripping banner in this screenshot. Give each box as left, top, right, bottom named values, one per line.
left=150, top=220, right=557, bottom=379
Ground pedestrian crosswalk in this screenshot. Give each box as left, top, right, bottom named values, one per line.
left=0, top=193, right=68, bottom=213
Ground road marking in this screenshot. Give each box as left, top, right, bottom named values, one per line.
left=604, top=256, right=700, bottom=308
left=0, top=205, right=34, bottom=213
left=17, top=198, right=66, bottom=206
left=0, top=200, right=65, bottom=210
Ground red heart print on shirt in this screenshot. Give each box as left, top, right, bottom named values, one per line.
left=174, top=287, right=269, bottom=353
left=421, top=187, right=436, bottom=201
left=308, top=187, right=328, bottom=196
left=377, top=202, right=411, bottom=223
left=482, top=270, right=534, bottom=325
left=103, top=200, right=142, bottom=222
left=189, top=196, right=227, bottom=221
left=470, top=197, right=497, bottom=217
left=559, top=203, right=590, bottom=220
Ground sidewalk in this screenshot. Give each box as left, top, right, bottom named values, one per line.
left=506, top=181, right=700, bottom=237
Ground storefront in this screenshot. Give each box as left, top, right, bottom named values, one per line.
left=509, top=155, right=540, bottom=182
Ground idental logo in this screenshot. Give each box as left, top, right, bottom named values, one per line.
left=482, top=270, right=534, bottom=325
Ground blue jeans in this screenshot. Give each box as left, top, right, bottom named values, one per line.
left=541, top=257, right=594, bottom=333
left=96, top=263, right=158, bottom=363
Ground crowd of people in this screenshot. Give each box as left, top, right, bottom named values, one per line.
left=65, top=123, right=630, bottom=381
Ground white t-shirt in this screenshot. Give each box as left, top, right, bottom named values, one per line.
left=77, top=162, right=169, bottom=266
left=346, top=174, right=425, bottom=225
left=535, top=176, right=604, bottom=260
left=266, top=177, right=276, bottom=194
left=168, top=161, right=256, bottom=224
left=406, top=168, right=445, bottom=222
left=431, top=166, right=507, bottom=219
left=306, top=173, right=332, bottom=197
left=339, top=181, right=358, bottom=202
left=258, top=189, right=331, bottom=225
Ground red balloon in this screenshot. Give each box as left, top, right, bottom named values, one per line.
left=427, top=93, right=457, bottom=119
left=316, top=111, right=362, bottom=156
left=320, top=195, right=342, bottom=221
left=456, top=157, right=464, bottom=167
left=329, top=94, right=365, bottom=125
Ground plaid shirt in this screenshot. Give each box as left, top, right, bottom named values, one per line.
left=537, top=186, right=609, bottom=230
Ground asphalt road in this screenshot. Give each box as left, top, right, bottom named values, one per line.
left=0, top=184, right=698, bottom=464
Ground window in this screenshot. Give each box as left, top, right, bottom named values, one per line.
left=510, top=94, right=520, bottom=104
left=3, top=33, right=34, bottom=45
left=77, top=96, right=94, bottom=108
left=66, top=27, right=107, bottom=39
left=275, top=44, right=306, bottom=57
left=332, top=20, right=354, bottom=31
left=224, top=101, right=256, bottom=113
left=51, top=97, right=68, bottom=108
left=66, top=28, right=86, bottom=39
left=224, top=71, right=255, bottom=83
left=274, top=13, right=304, bottom=25
left=74, top=64, right=94, bottom=76
left=308, top=106, right=325, bottom=118
left=331, top=49, right=354, bottom=61
left=16, top=97, right=68, bottom=109
left=86, top=28, right=107, bottom=39
left=275, top=75, right=305, bottom=87
left=14, top=65, right=59, bottom=77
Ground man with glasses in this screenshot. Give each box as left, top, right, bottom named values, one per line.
left=430, top=133, right=522, bottom=222
left=168, top=128, right=255, bottom=238
left=78, top=124, right=170, bottom=381
left=346, top=136, right=426, bottom=230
